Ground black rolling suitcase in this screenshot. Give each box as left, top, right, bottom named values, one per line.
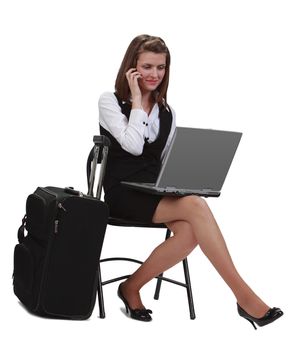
left=13, top=186, right=109, bottom=319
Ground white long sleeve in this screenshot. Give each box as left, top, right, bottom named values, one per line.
left=98, top=91, right=176, bottom=159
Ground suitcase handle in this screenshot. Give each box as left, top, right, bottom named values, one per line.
left=93, top=135, right=111, bottom=147
left=87, top=136, right=111, bottom=199
left=64, top=187, right=83, bottom=197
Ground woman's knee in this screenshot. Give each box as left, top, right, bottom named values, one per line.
left=179, top=195, right=209, bottom=218
left=152, top=195, right=209, bottom=224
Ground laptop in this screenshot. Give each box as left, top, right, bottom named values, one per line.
left=121, top=127, right=242, bottom=197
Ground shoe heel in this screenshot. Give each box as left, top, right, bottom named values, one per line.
left=117, top=283, right=152, bottom=322
left=117, top=284, right=129, bottom=314
left=245, top=317, right=257, bottom=330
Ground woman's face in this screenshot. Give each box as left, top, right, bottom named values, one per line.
left=136, top=51, right=166, bottom=94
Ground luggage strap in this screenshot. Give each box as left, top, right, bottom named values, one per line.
left=17, top=215, right=27, bottom=243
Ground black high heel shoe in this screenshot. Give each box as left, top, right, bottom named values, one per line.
left=117, top=283, right=152, bottom=322
left=237, top=303, right=283, bottom=330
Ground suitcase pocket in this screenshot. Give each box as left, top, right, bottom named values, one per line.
left=13, top=243, right=34, bottom=296
left=26, top=193, right=48, bottom=240
left=13, top=237, right=46, bottom=311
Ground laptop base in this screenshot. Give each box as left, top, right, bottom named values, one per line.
left=121, top=181, right=220, bottom=198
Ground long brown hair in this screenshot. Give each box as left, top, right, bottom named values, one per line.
left=115, top=34, right=171, bottom=107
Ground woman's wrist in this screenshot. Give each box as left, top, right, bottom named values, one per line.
left=132, top=96, right=143, bottom=110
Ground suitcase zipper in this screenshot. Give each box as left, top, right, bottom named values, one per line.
left=54, top=220, right=59, bottom=234
left=54, top=202, right=67, bottom=234
left=57, top=202, right=67, bottom=212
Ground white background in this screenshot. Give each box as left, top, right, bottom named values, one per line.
left=1, top=0, right=293, bottom=348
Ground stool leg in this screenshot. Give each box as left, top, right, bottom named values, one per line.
left=97, top=263, right=106, bottom=318
left=183, top=258, right=196, bottom=319
left=154, top=272, right=163, bottom=300
left=153, top=229, right=171, bottom=300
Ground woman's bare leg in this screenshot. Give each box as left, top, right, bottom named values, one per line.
left=152, top=196, right=269, bottom=317
left=121, top=220, right=198, bottom=309
left=122, top=195, right=269, bottom=317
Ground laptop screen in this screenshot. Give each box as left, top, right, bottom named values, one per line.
left=157, top=127, right=242, bottom=191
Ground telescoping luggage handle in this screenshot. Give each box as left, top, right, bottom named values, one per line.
left=87, top=135, right=110, bottom=200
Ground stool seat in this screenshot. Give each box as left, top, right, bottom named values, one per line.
left=108, top=216, right=167, bottom=228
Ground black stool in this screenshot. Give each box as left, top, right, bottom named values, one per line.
left=87, top=135, right=195, bottom=319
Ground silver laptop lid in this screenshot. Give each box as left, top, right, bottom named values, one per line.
left=156, top=127, right=242, bottom=191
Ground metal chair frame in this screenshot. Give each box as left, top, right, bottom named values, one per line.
left=87, top=135, right=195, bottom=319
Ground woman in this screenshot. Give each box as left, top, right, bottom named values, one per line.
left=98, top=34, right=283, bottom=327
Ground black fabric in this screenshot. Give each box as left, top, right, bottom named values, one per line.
left=13, top=186, right=109, bottom=319
left=100, top=93, right=172, bottom=222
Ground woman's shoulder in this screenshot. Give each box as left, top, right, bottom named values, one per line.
left=167, top=103, right=175, bottom=114
left=98, top=91, right=117, bottom=105
left=163, top=101, right=176, bottom=120
left=160, top=98, right=174, bottom=113
left=166, top=103, right=176, bottom=126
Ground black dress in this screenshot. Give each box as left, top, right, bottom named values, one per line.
left=100, top=93, right=173, bottom=223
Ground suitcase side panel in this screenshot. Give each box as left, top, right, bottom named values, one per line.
left=41, top=196, right=108, bottom=319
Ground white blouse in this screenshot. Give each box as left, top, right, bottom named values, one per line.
left=98, top=91, right=176, bottom=160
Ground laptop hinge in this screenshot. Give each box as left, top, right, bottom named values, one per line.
left=164, top=187, right=177, bottom=191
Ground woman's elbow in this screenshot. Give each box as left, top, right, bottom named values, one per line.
left=121, top=142, right=144, bottom=156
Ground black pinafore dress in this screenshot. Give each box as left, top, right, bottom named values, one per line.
left=99, top=93, right=173, bottom=223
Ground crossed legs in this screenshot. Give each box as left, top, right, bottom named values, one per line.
left=120, top=195, right=269, bottom=318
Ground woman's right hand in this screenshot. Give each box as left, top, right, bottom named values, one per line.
left=125, top=68, right=142, bottom=109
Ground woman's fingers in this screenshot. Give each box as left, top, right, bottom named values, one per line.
left=125, top=68, right=142, bottom=106
left=126, top=68, right=141, bottom=91
left=126, top=68, right=142, bottom=80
